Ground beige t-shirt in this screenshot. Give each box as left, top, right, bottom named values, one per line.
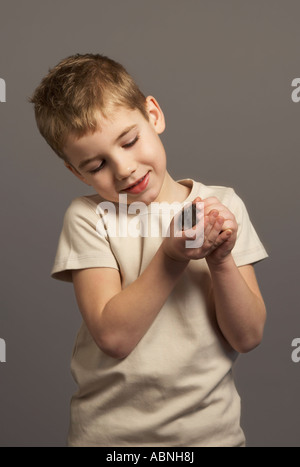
left=51, top=179, right=268, bottom=447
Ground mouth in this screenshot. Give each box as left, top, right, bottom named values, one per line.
left=122, top=171, right=150, bottom=194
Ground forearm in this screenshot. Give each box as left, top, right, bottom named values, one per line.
left=100, top=245, right=188, bottom=358
left=207, top=254, right=266, bottom=353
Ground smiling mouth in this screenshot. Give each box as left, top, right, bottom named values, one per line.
left=126, top=174, right=147, bottom=189
left=122, top=171, right=150, bottom=194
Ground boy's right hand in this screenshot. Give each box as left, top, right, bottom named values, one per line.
left=161, top=197, right=229, bottom=263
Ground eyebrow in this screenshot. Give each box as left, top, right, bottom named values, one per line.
left=78, top=124, right=137, bottom=171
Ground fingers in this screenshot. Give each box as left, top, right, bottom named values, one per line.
left=201, top=210, right=234, bottom=252
left=202, top=197, right=236, bottom=229
left=172, top=196, right=236, bottom=258
left=204, top=212, right=224, bottom=245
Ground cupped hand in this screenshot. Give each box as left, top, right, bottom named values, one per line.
left=162, top=196, right=237, bottom=265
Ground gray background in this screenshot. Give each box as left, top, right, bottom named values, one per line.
left=0, top=0, right=299, bottom=447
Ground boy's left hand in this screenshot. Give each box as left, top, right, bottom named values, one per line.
left=201, top=196, right=237, bottom=266
left=162, top=196, right=238, bottom=265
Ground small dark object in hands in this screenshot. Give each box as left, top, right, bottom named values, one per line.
left=180, top=203, right=197, bottom=231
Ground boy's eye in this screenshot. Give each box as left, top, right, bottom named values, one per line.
left=122, top=135, right=139, bottom=149
left=87, top=134, right=139, bottom=174
left=89, top=161, right=105, bottom=174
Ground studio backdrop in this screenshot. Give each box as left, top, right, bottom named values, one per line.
left=0, top=0, right=299, bottom=447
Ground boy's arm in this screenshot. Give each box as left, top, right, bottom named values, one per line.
left=162, top=196, right=267, bottom=354
left=201, top=196, right=266, bottom=353
left=72, top=248, right=188, bottom=359
left=206, top=256, right=266, bottom=353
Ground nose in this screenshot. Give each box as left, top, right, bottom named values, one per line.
left=113, top=158, right=137, bottom=181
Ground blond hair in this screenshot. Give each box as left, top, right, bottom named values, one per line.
left=30, top=53, right=148, bottom=159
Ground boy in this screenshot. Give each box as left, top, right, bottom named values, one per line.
left=30, top=53, right=268, bottom=447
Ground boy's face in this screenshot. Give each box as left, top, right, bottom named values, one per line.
left=63, top=97, right=169, bottom=205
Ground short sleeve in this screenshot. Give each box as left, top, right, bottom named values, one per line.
left=51, top=197, right=119, bottom=282
left=228, top=190, right=268, bottom=267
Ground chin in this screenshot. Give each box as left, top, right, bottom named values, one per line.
left=145, top=188, right=162, bottom=204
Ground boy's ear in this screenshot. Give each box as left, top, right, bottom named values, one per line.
left=64, top=161, right=91, bottom=186
left=145, top=96, right=165, bottom=134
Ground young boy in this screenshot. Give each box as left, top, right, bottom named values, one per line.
left=30, top=53, right=268, bottom=447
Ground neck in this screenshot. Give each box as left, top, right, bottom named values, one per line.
left=155, top=172, right=191, bottom=204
